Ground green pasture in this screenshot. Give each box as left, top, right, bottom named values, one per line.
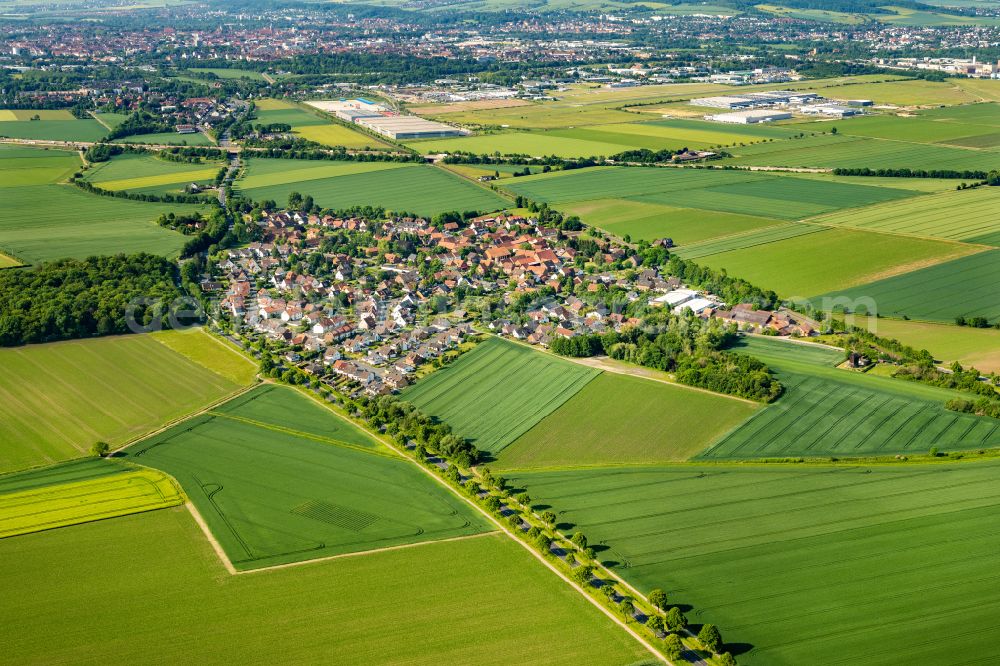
left=238, top=159, right=508, bottom=216
left=126, top=384, right=490, bottom=569
left=813, top=249, right=1000, bottom=323
left=403, top=337, right=599, bottom=456
left=84, top=152, right=222, bottom=195
left=498, top=372, right=759, bottom=470
left=187, top=67, right=266, bottom=81
left=0, top=145, right=80, bottom=185
left=0, top=510, right=649, bottom=664
left=0, top=114, right=107, bottom=142
left=508, top=460, right=1000, bottom=665
left=0, top=184, right=202, bottom=262
left=671, top=223, right=824, bottom=259
left=0, top=334, right=247, bottom=474
left=695, top=227, right=975, bottom=297
left=810, top=186, right=1000, bottom=244
left=701, top=335, right=1000, bottom=458
left=0, top=460, right=181, bottom=538
left=92, top=112, right=129, bottom=130
left=562, top=198, right=782, bottom=244
left=723, top=133, right=999, bottom=171
left=114, top=131, right=213, bottom=146
left=151, top=328, right=258, bottom=385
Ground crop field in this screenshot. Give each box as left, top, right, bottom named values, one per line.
left=796, top=77, right=987, bottom=105
left=497, top=373, right=759, bottom=470
left=409, top=131, right=637, bottom=159
left=0, top=184, right=203, bottom=262
left=671, top=223, right=824, bottom=259
left=92, top=111, right=129, bottom=130
left=817, top=103, right=1000, bottom=145
left=402, top=337, right=599, bottom=456
left=186, top=67, right=265, bottom=81
left=238, top=159, right=508, bottom=216
left=292, top=123, right=390, bottom=149
left=813, top=249, right=1000, bottom=323
left=695, top=227, right=975, bottom=297
left=0, top=511, right=650, bottom=665
left=0, top=111, right=108, bottom=141
left=126, top=384, right=491, bottom=569
left=503, top=166, right=916, bottom=219
left=723, top=133, right=999, bottom=171
left=0, top=459, right=182, bottom=538
left=700, top=335, right=1000, bottom=458
left=151, top=328, right=258, bottom=384
left=0, top=334, right=247, bottom=474
left=809, top=186, right=1000, bottom=244
left=0, top=144, right=80, bottom=185
left=507, top=460, right=1000, bottom=665
left=113, top=131, right=213, bottom=146
left=562, top=198, right=782, bottom=244
left=84, top=152, right=223, bottom=195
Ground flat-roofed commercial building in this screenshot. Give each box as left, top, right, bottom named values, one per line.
left=356, top=115, right=468, bottom=140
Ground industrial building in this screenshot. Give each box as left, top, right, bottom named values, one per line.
left=704, top=109, right=792, bottom=124
left=355, top=115, right=468, bottom=140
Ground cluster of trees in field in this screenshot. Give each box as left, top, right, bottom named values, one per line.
left=104, top=111, right=174, bottom=141
left=665, top=253, right=779, bottom=310
left=833, top=167, right=989, bottom=180
left=0, top=254, right=187, bottom=346
left=947, top=396, right=1000, bottom=419
left=550, top=312, right=782, bottom=402
left=833, top=325, right=998, bottom=397
left=160, top=146, right=228, bottom=163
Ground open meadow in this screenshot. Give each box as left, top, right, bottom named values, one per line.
left=237, top=158, right=508, bottom=216
left=0, top=509, right=651, bottom=665
left=0, top=145, right=207, bottom=263
left=0, top=332, right=251, bottom=474
left=700, top=336, right=1000, bottom=459
left=497, top=372, right=759, bottom=470
left=508, top=460, right=1000, bottom=665
left=0, top=109, right=107, bottom=141
left=83, top=152, right=223, bottom=196
left=402, top=337, right=599, bottom=456
left=694, top=227, right=976, bottom=297
left=126, top=384, right=492, bottom=569
left=0, top=458, right=182, bottom=538
left=813, top=249, right=1000, bottom=323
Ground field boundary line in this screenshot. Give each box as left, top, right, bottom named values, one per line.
left=292, top=385, right=671, bottom=665
left=108, top=380, right=261, bottom=457
left=232, top=531, right=501, bottom=575
left=184, top=501, right=237, bottom=575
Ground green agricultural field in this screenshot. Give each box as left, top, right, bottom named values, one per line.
left=562, top=198, right=782, bottom=245
left=0, top=144, right=80, bottom=185
left=497, top=372, right=759, bottom=469
left=126, top=384, right=491, bottom=569
left=813, top=249, right=1000, bottom=323
left=151, top=328, right=258, bottom=385
left=0, top=184, right=202, bottom=262
left=402, top=337, right=599, bottom=456
left=838, top=314, right=1000, bottom=373
left=237, top=159, right=508, bottom=216
left=293, top=123, right=391, bottom=149
left=91, top=111, right=129, bottom=130
left=695, top=227, right=976, bottom=297
left=671, top=223, right=824, bottom=259
left=700, top=335, right=1000, bottom=458
left=0, top=459, right=182, bottom=538
left=114, top=131, right=213, bottom=146
left=503, top=166, right=917, bottom=221
left=508, top=460, right=1000, bottom=665
left=84, top=152, right=223, bottom=195
left=186, top=67, right=266, bottom=81
left=0, top=510, right=651, bottom=665
left=0, top=334, right=248, bottom=474
left=0, top=114, right=108, bottom=142
left=723, top=133, right=999, bottom=171
left=809, top=186, right=1000, bottom=244
left=411, top=118, right=802, bottom=157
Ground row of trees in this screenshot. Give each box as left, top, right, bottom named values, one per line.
left=71, top=177, right=208, bottom=205
left=833, top=167, right=990, bottom=180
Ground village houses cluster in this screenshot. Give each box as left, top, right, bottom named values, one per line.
left=211, top=205, right=813, bottom=395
